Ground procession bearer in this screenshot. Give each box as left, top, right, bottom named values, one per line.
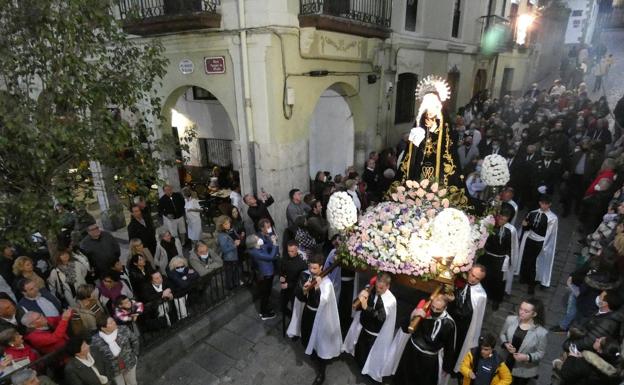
left=388, top=294, right=457, bottom=385
left=478, top=203, right=518, bottom=310
left=287, top=253, right=341, bottom=385
left=518, top=194, right=558, bottom=294
left=342, top=273, right=397, bottom=383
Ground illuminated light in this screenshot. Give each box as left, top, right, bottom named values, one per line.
left=516, top=14, right=535, bottom=45
left=171, top=108, right=194, bottom=137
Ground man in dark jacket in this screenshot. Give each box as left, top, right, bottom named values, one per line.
left=0, top=296, right=26, bottom=334
left=158, top=185, right=187, bottom=246
left=79, top=224, right=121, bottom=278
left=127, top=204, right=157, bottom=255
left=17, top=279, right=63, bottom=321
left=279, top=241, right=307, bottom=318
left=568, top=290, right=624, bottom=351
left=244, top=192, right=275, bottom=231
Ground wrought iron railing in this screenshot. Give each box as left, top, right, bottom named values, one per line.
left=0, top=266, right=241, bottom=383
left=300, top=0, right=392, bottom=28
left=118, top=0, right=220, bottom=20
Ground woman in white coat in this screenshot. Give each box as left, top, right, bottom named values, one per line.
left=47, top=249, right=88, bottom=307
left=182, top=188, right=203, bottom=245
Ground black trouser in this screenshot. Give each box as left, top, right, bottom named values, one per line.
left=478, top=253, right=506, bottom=303
left=258, top=275, right=274, bottom=315
left=394, top=342, right=439, bottom=385
left=280, top=287, right=295, bottom=317
left=224, top=260, right=240, bottom=290
left=593, top=75, right=603, bottom=92
left=354, top=329, right=376, bottom=369
left=520, top=238, right=543, bottom=288
left=338, top=279, right=354, bottom=336
left=562, top=174, right=586, bottom=214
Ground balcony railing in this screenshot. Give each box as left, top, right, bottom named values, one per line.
left=118, top=0, right=221, bottom=36
left=299, top=0, right=392, bottom=39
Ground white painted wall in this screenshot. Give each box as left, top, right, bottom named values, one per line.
left=308, top=88, right=354, bottom=178
left=564, top=0, right=597, bottom=44
left=172, top=88, right=235, bottom=167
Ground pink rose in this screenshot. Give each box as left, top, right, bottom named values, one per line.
left=416, top=188, right=426, bottom=198
left=420, top=179, right=430, bottom=188
left=438, top=189, right=447, bottom=197
left=425, top=192, right=435, bottom=201
left=442, top=198, right=450, bottom=208
left=430, top=182, right=439, bottom=192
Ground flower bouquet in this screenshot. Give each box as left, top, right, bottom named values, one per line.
left=338, top=179, right=494, bottom=281
left=326, top=191, right=358, bottom=231
left=481, top=154, right=510, bottom=187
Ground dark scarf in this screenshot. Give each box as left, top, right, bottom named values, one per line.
left=160, top=239, right=178, bottom=261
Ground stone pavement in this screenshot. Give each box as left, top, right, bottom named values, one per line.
left=588, top=28, right=624, bottom=110
left=146, top=195, right=584, bottom=385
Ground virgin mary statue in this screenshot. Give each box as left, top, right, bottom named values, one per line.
left=397, top=76, right=458, bottom=187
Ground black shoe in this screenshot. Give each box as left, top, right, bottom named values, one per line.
left=550, top=325, right=568, bottom=333
left=312, top=373, right=325, bottom=385
left=261, top=311, right=276, bottom=320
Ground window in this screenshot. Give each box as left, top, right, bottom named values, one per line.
left=395, top=73, right=418, bottom=124
left=571, top=10, right=583, bottom=17
left=447, top=70, right=460, bottom=114
left=501, top=0, right=507, bottom=16
left=500, top=68, right=514, bottom=99
left=451, top=0, right=462, bottom=38
left=405, top=0, right=418, bottom=31
left=509, top=3, right=519, bottom=41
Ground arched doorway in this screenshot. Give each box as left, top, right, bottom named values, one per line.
left=308, top=85, right=355, bottom=178
left=473, top=69, right=487, bottom=97
left=166, top=86, right=239, bottom=194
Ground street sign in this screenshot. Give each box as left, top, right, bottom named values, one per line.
left=204, top=56, right=226, bottom=74
left=178, top=59, right=194, bottom=75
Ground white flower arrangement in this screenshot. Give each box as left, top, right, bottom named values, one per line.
left=429, top=208, right=472, bottom=262
left=342, top=179, right=493, bottom=278
left=481, top=154, right=510, bottom=186
left=327, top=191, right=358, bottom=231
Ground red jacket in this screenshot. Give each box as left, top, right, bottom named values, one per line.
left=584, top=169, right=615, bottom=197
left=24, top=318, right=69, bottom=355
left=3, top=344, right=39, bottom=363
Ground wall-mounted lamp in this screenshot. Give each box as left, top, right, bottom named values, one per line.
left=516, top=14, right=535, bottom=45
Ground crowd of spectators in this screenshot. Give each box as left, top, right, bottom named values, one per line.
left=3, top=51, right=624, bottom=383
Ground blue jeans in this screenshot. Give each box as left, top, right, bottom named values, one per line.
left=559, top=292, right=577, bottom=330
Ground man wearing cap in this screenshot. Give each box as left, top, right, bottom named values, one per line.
left=518, top=195, right=558, bottom=294
left=536, top=148, right=561, bottom=196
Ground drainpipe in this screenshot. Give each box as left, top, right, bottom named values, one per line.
left=238, top=0, right=253, bottom=143
left=237, top=0, right=257, bottom=191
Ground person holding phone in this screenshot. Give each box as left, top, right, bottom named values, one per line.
left=499, top=298, right=548, bottom=385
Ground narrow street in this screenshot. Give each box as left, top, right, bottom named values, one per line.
left=144, top=27, right=624, bottom=385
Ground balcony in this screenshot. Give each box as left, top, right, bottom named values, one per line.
left=118, top=0, right=221, bottom=36
left=299, top=0, right=392, bottom=39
